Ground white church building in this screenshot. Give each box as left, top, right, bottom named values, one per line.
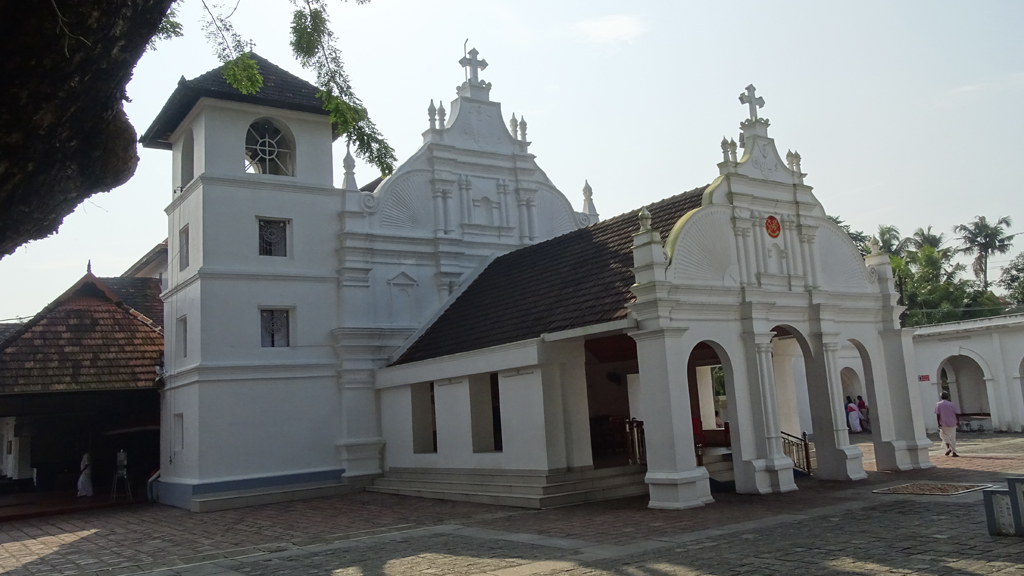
left=140, top=50, right=937, bottom=512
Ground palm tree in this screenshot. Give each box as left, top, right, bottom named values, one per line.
left=909, top=226, right=946, bottom=251
left=877, top=224, right=911, bottom=258
left=953, top=215, right=1015, bottom=291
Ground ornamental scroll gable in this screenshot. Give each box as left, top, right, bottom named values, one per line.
left=346, top=48, right=583, bottom=245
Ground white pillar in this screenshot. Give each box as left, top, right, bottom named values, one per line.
left=442, top=189, right=455, bottom=234
left=696, top=366, right=717, bottom=429
left=627, top=373, right=644, bottom=422
left=432, top=189, right=444, bottom=235
left=545, top=341, right=593, bottom=470
left=807, top=340, right=867, bottom=480
left=633, top=328, right=713, bottom=510
left=517, top=198, right=529, bottom=243
left=732, top=334, right=796, bottom=494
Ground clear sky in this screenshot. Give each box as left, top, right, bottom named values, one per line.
left=1, top=0, right=1022, bottom=321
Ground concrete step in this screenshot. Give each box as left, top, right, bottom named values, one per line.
left=189, top=478, right=371, bottom=513
left=703, top=460, right=734, bottom=473
left=370, top=466, right=649, bottom=509
left=367, top=481, right=649, bottom=509
left=382, top=465, right=646, bottom=486
left=707, top=469, right=734, bottom=483
left=371, top=471, right=646, bottom=497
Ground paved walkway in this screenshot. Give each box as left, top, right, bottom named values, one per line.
left=2, top=433, right=1023, bottom=576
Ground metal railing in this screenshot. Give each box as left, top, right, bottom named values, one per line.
left=625, top=418, right=647, bottom=465
left=781, top=430, right=813, bottom=475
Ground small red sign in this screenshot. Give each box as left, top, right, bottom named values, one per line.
left=765, top=215, right=781, bottom=238
left=918, top=375, right=931, bottom=382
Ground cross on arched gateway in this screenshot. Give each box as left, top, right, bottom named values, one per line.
left=459, top=48, right=488, bottom=83
left=739, top=84, right=765, bottom=120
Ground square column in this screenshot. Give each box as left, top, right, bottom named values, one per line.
left=633, top=328, right=713, bottom=509
left=865, top=251, right=933, bottom=469
left=806, top=339, right=867, bottom=481
left=732, top=335, right=797, bottom=494
left=872, top=329, right=934, bottom=470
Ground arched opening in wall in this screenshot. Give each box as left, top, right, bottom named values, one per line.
left=937, top=355, right=991, bottom=431
left=686, top=341, right=734, bottom=487
left=180, top=128, right=194, bottom=186
left=840, top=367, right=862, bottom=403
left=244, top=118, right=294, bottom=176
left=844, top=340, right=875, bottom=439
left=583, top=334, right=638, bottom=469
left=770, top=326, right=814, bottom=438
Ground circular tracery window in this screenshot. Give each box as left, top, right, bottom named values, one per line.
left=245, top=119, right=293, bottom=176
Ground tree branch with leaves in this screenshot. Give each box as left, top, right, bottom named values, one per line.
left=187, top=0, right=396, bottom=175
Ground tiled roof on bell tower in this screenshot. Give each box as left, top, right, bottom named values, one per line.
left=140, top=53, right=329, bottom=150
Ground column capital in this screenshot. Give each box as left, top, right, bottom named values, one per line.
left=629, top=327, right=689, bottom=343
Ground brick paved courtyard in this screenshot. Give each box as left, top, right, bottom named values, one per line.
left=3, top=433, right=1023, bottom=576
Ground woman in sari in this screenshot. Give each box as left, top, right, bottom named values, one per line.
left=77, top=453, right=93, bottom=497
left=846, top=400, right=864, bottom=433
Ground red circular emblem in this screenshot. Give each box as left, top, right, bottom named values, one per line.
left=765, top=215, right=781, bottom=238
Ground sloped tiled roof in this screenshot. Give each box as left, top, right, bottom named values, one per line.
left=0, top=276, right=164, bottom=395
left=122, top=240, right=168, bottom=278
left=140, top=53, right=330, bottom=150
left=395, top=187, right=707, bottom=365
left=0, top=324, right=22, bottom=342
left=102, top=277, right=164, bottom=328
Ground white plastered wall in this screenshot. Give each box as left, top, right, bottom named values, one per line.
left=913, top=316, right=1024, bottom=432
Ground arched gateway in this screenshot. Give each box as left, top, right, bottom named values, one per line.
left=377, top=82, right=934, bottom=510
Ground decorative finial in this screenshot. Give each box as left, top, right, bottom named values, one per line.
left=509, top=114, right=519, bottom=139
left=437, top=102, right=446, bottom=127
left=518, top=116, right=528, bottom=141
left=720, top=137, right=730, bottom=163
left=638, top=207, right=652, bottom=233
left=728, top=139, right=738, bottom=163
left=868, top=236, right=882, bottom=256
left=428, top=100, right=437, bottom=130
left=791, top=150, right=802, bottom=173
left=342, top=145, right=358, bottom=191
left=86, top=259, right=92, bottom=274
left=583, top=180, right=592, bottom=200
left=738, top=84, right=765, bottom=121
left=459, top=48, right=488, bottom=84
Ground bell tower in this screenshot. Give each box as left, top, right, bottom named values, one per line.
left=140, top=54, right=345, bottom=510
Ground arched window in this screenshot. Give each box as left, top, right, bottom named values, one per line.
left=244, top=118, right=293, bottom=176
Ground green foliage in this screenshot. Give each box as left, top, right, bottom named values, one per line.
left=876, top=224, right=910, bottom=258
left=827, top=215, right=870, bottom=254
left=954, top=215, right=1015, bottom=290
left=149, top=1, right=184, bottom=51
left=998, top=253, right=1024, bottom=305
left=898, top=245, right=1006, bottom=326
left=193, top=0, right=395, bottom=175
left=223, top=54, right=263, bottom=95
left=711, top=365, right=726, bottom=397
left=289, top=0, right=396, bottom=176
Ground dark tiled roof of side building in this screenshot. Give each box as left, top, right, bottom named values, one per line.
left=394, top=186, right=707, bottom=365
left=0, top=278, right=163, bottom=395
left=140, top=53, right=330, bottom=150
left=101, top=277, right=164, bottom=328
left=0, top=323, right=22, bottom=342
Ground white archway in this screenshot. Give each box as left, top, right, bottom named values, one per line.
left=938, top=353, right=992, bottom=431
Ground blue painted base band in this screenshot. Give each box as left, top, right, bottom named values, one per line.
left=156, top=467, right=345, bottom=510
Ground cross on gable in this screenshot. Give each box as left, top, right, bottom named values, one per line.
left=459, top=48, right=488, bottom=84
left=739, top=84, right=765, bottom=120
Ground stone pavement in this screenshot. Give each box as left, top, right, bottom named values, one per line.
left=2, top=433, right=1023, bottom=576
